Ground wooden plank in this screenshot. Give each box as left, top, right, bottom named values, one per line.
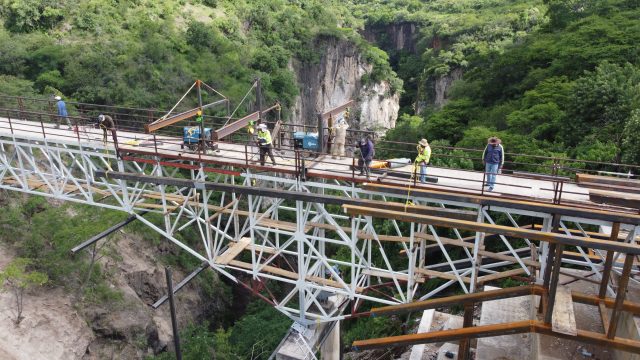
left=576, top=173, right=640, bottom=188
left=362, top=269, right=425, bottom=283
left=215, top=238, right=251, bottom=265
left=552, top=285, right=577, bottom=336
left=414, top=268, right=471, bottom=283
left=590, top=189, right=640, bottom=209
left=478, top=268, right=527, bottom=283
left=409, top=309, right=435, bottom=360
left=227, top=259, right=364, bottom=293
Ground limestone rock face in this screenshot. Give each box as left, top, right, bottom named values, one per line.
left=434, top=68, right=463, bottom=108
left=290, top=38, right=399, bottom=133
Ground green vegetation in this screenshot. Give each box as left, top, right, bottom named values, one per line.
left=0, top=0, right=399, bottom=114
left=376, top=0, right=640, bottom=167
left=0, top=257, right=48, bottom=324
left=150, top=301, right=290, bottom=360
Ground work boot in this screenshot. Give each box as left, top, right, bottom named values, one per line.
left=272, top=162, right=276, bottom=166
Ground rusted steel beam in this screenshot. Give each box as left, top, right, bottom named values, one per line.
left=213, top=111, right=259, bottom=140
left=352, top=320, right=533, bottom=350
left=572, top=291, right=640, bottom=315
left=535, top=322, right=640, bottom=354
left=321, top=100, right=355, bottom=121
left=607, top=254, right=635, bottom=339
left=544, top=244, right=564, bottom=324
left=599, top=222, right=621, bottom=298
left=343, top=205, right=640, bottom=255
left=368, top=285, right=543, bottom=317
left=145, top=99, right=228, bottom=133
left=363, top=183, right=640, bottom=225
left=458, top=303, right=475, bottom=360
left=353, top=319, right=640, bottom=354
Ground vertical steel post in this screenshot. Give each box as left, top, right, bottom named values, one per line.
left=458, top=303, right=475, bottom=360
left=544, top=244, right=564, bottom=324
left=607, top=254, right=634, bottom=339
left=256, top=78, right=263, bottom=123
left=165, top=267, right=182, bottom=360
left=197, top=80, right=204, bottom=153
left=599, top=222, right=621, bottom=298
left=317, top=112, right=324, bottom=154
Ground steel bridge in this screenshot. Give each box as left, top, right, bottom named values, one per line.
left=1, top=94, right=640, bottom=358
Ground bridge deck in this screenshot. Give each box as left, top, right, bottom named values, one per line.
left=0, top=116, right=605, bottom=206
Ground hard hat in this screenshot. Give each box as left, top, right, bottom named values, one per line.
left=258, top=123, right=267, bottom=130
left=55, top=96, right=61, bottom=100
left=98, top=114, right=105, bottom=122
left=197, top=110, right=202, bottom=116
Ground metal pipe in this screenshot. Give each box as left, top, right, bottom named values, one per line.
left=165, top=267, right=183, bottom=360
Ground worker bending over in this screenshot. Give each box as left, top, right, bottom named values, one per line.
left=356, top=136, right=374, bottom=180
left=482, top=136, right=504, bottom=192
left=416, top=138, right=432, bottom=184
left=98, top=114, right=115, bottom=144
left=331, top=116, right=349, bottom=160
left=257, top=123, right=276, bottom=166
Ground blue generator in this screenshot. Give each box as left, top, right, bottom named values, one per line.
left=293, top=131, right=318, bottom=150
left=182, top=126, right=211, bottom=149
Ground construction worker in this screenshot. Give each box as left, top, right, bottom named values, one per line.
left=257, top=123, right=276, bottom=166
left=195, top=110, right=203, bottom=123
left=331, top=115, right=349, bottom=160
left=482, top=136, right=504, bottom=192
left=356, top=136, right=374, bottom=180
left=416, top=138, right=432, bottom=184
left=98, top=114, right=115, bottom=144
left=55, top=95, right=72, bottom=130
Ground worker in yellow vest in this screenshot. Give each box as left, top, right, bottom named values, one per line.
left=416, top=138, right=432, bottom=183
left=257, top=123, right=276, bottom=166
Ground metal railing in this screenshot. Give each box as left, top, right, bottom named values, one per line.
left=0, top=95, right=638, bottom=211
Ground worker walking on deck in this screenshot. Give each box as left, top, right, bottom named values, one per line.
left=98, top=114, right=115, bottom=144
left=331, top=116, right=349, bottom=160
left=356, top=136, right=374, bottom=180
left=55, top=95, right=72, bottom=130
left=416, top=138, right=432, bottom=184
left=483, top=136, right=504, bottom=192
left=257, top=123, right=276, bottom=166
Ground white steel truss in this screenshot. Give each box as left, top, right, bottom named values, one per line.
left=0, top=128, right=638, bottom=325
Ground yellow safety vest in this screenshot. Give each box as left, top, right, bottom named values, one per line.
left=258, top=130, right=272, bottom=145
left=416, top=145, right=431, bottom=164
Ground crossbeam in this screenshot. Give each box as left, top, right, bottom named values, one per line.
left=343, top=205, right=640, bottom=255
left=363, top=183, right=640, bottom=225
left=145, top=99, right=228, bottom=133
left=70, top=211, right=148, bottom=253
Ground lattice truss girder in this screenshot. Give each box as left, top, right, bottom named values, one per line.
left=0, top=135, right=638, bottom=324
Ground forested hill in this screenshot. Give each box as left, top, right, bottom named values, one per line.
left=0, top=0, right=398, bottom=111
left=376, top=0, right=640, bottom=166
left=2, top=1, right=638, bottom=165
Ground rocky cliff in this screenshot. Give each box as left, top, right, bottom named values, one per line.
left=0, top=221, right=230, bottom=360
left=361, top=22, right=419, bottom=54
left=289, top=38, right=399, bottom=133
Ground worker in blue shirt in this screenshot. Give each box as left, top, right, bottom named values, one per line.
left=356, top=136, right=374, bottom=180
left=482, top=137, right=504, bottom=192
left=55, top=95, right=72, bottom=130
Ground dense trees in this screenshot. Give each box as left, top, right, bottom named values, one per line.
left=378, top=0, right=640, bottom=167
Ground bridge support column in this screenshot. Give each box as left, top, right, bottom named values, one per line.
left=320, top=320, right=340, bottom=360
